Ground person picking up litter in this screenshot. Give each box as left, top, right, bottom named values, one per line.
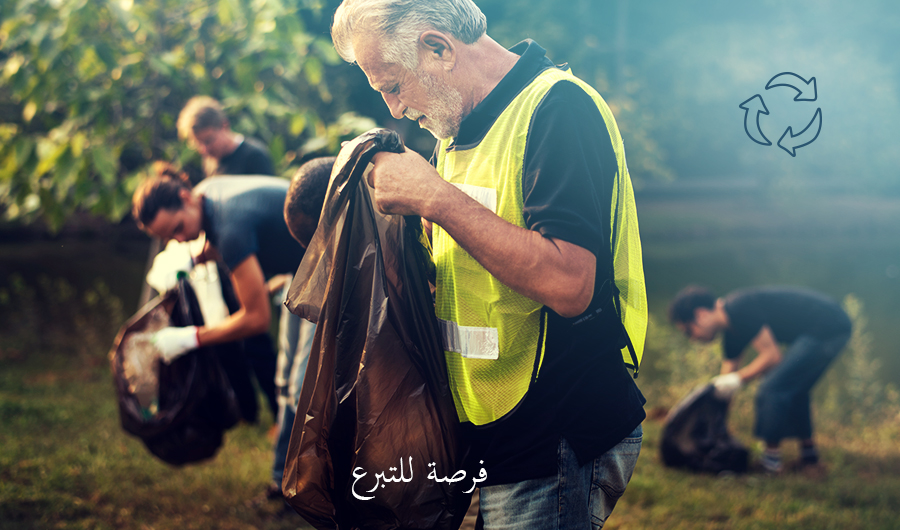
left=669, top=285, right=852, bottom=474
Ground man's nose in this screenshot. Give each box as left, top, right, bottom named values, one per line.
left=383, top=93, right=405, bottom=120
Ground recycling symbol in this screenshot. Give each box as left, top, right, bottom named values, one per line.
left=739, top=72, right=822, bottom=157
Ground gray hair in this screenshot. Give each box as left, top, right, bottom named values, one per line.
left=332, top=0, right=487, bottom=70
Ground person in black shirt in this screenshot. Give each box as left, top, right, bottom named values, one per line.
left=176, top=95, right=281, bottom=430
left=177, top=95, right=276, bottom=177
left=669, top=285, right=852, bottom=473
left=330, top=1, right=646, bottom=528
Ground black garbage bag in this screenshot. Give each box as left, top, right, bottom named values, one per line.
left=213, top=261, right=264, bottom=424
left=109, top=275, right=253, bottom=466
left=283, top=129, right=473, bottom=530
left=660, top=383, right=749, bottom=474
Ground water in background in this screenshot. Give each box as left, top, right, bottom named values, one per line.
left=638, top=188, right=900, bottom=384
left=2, top=189, right=897, bottom=385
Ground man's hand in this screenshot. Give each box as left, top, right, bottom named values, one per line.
left=152, top=326, right=200, bottom=363
left=368, top=147, right=594, bottom=317
left=367, top=148, right=446, bottom=217
left=711, top=372, right=742, bottom=400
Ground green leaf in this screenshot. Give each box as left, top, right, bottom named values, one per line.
left=35, top=142, right=68, bottom=177
left=303, top=56, right=323, bottom=86
left=77, top=46, right=106, bottom=80
left=148, top=57, right=173, bottom=76
left=312, top=37, right=341, bottom=64
left=269, top=135, right=285, bottom=166
left=14, top=138, right=35, bottom=168
left=0, top=150, right=17, bottom=184
left=190, top=63, right=206, bottom=80
left=91, top=145, right=117, bottom=186
left=22, top=101, right=37, bottom=122
left=3, top=54, right=25, bottom=79
left=290, top=114, right=307, bottom=136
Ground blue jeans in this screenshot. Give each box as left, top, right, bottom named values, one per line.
left=271, top=284, right=315, bottom=486
left=478, top=425, right=643, bottom=530
left=754, top=333, right=849, bottom=443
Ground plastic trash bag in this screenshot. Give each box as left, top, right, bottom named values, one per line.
left=660, top=383, right=749, bottom=474
left=196, top=260, right=262, bottom=424
left=109, top=275, right=255, bottom=466
left=283, top=129, right=473, bottom=529
left=190, top=260, right=230, bottom=327
left=144, top=237, right=260, bottom=422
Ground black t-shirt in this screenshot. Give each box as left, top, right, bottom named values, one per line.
left=722, top=286, right=852, bottom=360
left=449, top=40, right=646, bottom=485
left=196, top=176, right=305, bottom=278
left=207, top=137, right=276, bottom=177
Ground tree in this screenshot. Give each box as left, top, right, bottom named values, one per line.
left=0, top=0, right=356, bottom=230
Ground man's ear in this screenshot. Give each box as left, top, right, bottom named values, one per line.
left=419, top=30, right=456, bottom=71
left=178, top=187, right=193, bottom=205
left=692, top=306, right=707, bottom=324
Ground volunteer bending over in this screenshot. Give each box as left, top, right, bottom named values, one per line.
left=132, top=176, right=306, bottom=359
left=669, top=285, right=851, bottom=473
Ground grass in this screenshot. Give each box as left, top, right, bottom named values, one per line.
left=615, top=426, right=900, bottom=530
left=0, top=275, right=313, bottom=530
left=2, top=269, right=900, bottom=529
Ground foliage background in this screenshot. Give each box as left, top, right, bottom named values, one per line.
left=0, top=0, right=370, bottom=230
left=4, top=0, right=898, bottom=230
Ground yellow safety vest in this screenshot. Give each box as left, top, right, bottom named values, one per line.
left=434, top=66, right=647, bottom=426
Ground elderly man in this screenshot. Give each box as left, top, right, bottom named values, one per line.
left=331, top=1, right=647, bottom=527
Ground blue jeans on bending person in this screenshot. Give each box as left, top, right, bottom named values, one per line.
left=478, top=424, right=642, bottom=530
left=271, top=285, right=316, bottom=490
left=754, top=333, right=849, bottom=443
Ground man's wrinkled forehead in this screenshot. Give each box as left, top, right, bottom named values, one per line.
left=354, top=37, right=401, bottom=87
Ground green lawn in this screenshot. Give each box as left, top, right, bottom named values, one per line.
left=2, top=237, right=899, bottom=529
left=0, top=275, right=313, bottom=530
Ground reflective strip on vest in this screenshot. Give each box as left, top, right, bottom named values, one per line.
left=438, top=318, right=500, bottom=360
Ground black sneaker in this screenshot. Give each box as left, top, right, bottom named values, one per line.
left=800, top=446, right=820, bottom=466
left=265, top=482, right=283, bottom=500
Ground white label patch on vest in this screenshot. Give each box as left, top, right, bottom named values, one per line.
left=438, top=318, right=500, bottom=360
left=452, top=183, right=497, bottom=213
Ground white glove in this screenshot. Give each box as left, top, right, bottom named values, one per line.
left=151, top=326, right=200, bottom=363
left=146, top=241, right=195, bottom=293
left=711, top=372, right=743, bottom=400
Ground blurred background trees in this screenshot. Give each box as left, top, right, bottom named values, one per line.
left=1, top=0, right=899, bottom=230
left=0, top=0, right=373, bottom=230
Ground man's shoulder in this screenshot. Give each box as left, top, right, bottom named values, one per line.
left=534, top=78, right=602, bottom=116
left=195, top=175, right=288, bottom=198
left=525, top=77, right=614, bottom=159
left=727, top=286, right=829, bottom=305
left=219, top=137, right=275, bottom=175
left=239, top=136, right=270, bottom=155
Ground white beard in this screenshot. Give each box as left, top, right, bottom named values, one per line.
left=409, top=69, right=464, bottom=140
